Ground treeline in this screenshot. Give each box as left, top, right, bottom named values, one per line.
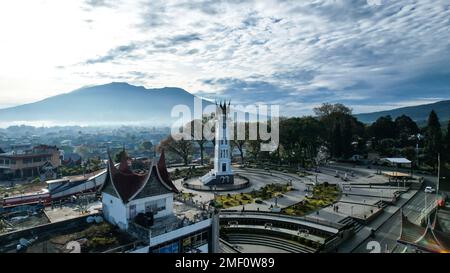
left=159, top=103, right=450, bottom=173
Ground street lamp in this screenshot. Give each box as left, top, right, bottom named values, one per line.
left=416, top=134, right=422, bottom=170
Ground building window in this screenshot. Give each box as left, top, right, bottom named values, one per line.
left=129, top=204, right=137, bottom=219
left=182, top=231, right=208, bottom=253
left=222, top=163, right=226, bottom=172
left=152, top=241, right=180, bottom=253
left=145, top=198, right=166, bottom=213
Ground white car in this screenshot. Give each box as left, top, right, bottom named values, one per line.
left=424, top=186, right=435, bottom=193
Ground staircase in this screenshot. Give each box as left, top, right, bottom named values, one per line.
left=338, top=217, right=364, bottom=233
left=224, top=233, right=316, bottom=253
left=375, top=200, right=388, bottom=209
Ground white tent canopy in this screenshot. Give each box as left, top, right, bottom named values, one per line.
left=383, top=158, right=412, bottom=164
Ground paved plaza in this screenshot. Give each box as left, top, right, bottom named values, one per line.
left=174, top=162, right=437, bottom=254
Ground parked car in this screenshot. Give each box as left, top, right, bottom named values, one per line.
left=424, top=186, right=436, bottom=193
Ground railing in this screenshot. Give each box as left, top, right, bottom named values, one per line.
left=102, top=241, right=144, bottom=253
left=419, top=203, right=438, bottom=224
left=128, top=213, right=212, bottom=241
left=220, top=210, right=344, bottom=230
left=174, top=196, right=216, bottom=215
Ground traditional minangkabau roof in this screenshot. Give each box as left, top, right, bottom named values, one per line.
left=101, top=149, right=179, bottom=203
left=398, top=212, right=450, bottom=253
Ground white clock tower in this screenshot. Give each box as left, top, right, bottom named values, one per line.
left=201, top=101, right=234, bottom=185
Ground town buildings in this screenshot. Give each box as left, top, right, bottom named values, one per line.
left=0, top=145, right=61, bottom=180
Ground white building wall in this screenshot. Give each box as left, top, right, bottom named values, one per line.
left=102, top=193, right=128, bottom=230
left=127, top=193, right=173, bottom=220
left=102, top=192, right=174, bottom=232
left=213, top=113, right=233, bottom=176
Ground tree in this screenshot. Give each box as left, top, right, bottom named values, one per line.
left=314, top=103, right=357, bottom=159
left=186, top=116, right=213, bottom=166
left=314, top=103, right=352, bottom=117
left=395, top=115, right=419, bottom=147
left=446, top=120, right=450, bottom=163
left=114, top=150, right=127, bottom=163
left=246, top=122, right=261, bottom=162
left=395, top=115, right=419, bottom=136
left=369, top=116, right=397, bottom=140
left=231, top=121, right=251, bottom=165
left=141, top=141, right=153, bottom=151
left=424, top=110, right=442, bottom=171
left=279, top=117, right=324, bottom=166
left=158, top=135, right=193, bottom=166
left=331, top=123, right=343, bottom=158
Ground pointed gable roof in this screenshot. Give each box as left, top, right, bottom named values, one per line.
left=156, top=149, right=179, bottom=193
left=102, top=149, right=178, bottom=204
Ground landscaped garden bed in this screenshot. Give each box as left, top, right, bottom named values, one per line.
left=212, top=183, right=293, bottom=209
left=282, top=183, right=340, bottom=216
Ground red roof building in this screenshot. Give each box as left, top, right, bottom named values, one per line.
left=101, top=149, right=179, bottom=230
left=100, top=149, right=218, bottom=254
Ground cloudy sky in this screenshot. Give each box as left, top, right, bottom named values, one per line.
left=0, top=0, right=449, bottom=115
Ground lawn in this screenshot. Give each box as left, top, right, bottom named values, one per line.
left=212, top=183, right=293, bottom=209
left=179, top=192, right=197, bottom=200
left=282, top=183, right=340, bottom=216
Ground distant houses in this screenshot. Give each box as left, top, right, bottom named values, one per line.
left=0, top=145, right=61, bottom=180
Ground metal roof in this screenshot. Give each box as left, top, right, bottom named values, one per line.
left=383, top=158, right=412, bottom=164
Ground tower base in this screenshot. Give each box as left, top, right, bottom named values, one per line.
left=201, top=172, right=234, bottom=186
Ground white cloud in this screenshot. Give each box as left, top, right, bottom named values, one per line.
left=0, top=0, right=449, bottom=116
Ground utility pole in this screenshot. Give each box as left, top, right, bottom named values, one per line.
left=437, top=153, right=440, bottom=195
left=416, top=133, right=421, bottom=170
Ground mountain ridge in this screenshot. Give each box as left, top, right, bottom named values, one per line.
left=0, top=82, right=211, bottom=127
left=354, top=100, right=450, bottom=125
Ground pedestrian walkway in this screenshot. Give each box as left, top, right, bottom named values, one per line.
left=337, top=189, right=418, bottom=252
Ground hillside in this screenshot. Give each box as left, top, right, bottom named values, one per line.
left=0, top=82, right=212, bottom=126
left=354, top=100, right=450, bottom=125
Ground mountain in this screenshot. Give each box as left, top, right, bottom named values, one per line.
left=354, top=100, right=450, bottom=125
left=0, top=82, right=212, bottom=127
